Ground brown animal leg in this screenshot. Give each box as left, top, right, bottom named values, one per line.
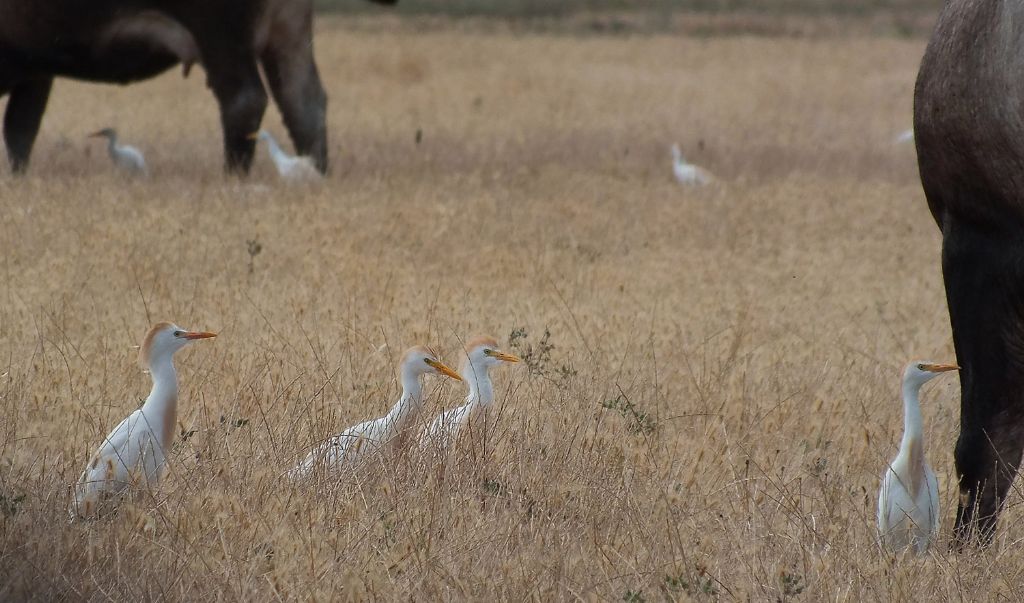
left=3, top=77, right=53, bottom=174
left=203, top=52, right=267, bottom=174
left=261, top=8, right=328, bottom=173
left=943, top=218, right=1024, bottom=547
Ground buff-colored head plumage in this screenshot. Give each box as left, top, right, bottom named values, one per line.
left=139, top=322, right=176, bottom=369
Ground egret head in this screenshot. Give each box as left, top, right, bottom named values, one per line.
left=464, top=336, right=521, bottom=371
left=89, top=128, right=117, bottom=140
left=400, top=345, right=462, bottom=381
left=904, top=361, right=959, bottom=389
left=247, top=130, right=270, bottom=143
left=139, top=322, right=217, bottom=369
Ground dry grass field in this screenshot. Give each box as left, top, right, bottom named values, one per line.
left=2, top=14, right=1021, bottom=601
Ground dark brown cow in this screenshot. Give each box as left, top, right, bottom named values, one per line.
left=915, top=2, right=1024, bottom=546
left=0, top=0, right=395, bottom=174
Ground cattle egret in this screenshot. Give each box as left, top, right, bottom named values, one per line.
left=69, top=322, right=216, bottom=519
left=89, top=128, right=147, bottom=175
left=877, top=361, right=958, bottom=554
left=895, top=128, right=915, bottom=144
left=671, top=143, right=713, bottom=186
left=249, top=130, right=320, bottom=182
left=290, top=346, right=462, bottom=478
left=421, top=336, right=520, bottom=451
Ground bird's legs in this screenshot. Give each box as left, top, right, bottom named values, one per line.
left=261, top=5, right=328, bottom=173
left=3, top=77, right=52, bottom=174
left=943, top=217, right=1024, bottom=547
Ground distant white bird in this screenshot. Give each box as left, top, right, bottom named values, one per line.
left=249, top=130, right=321, bottom=183
left=671, top=143, right=713, bottom=186
left=89, top=128, right=147, bottom=175
left=877, top=361, right=959, bottom=554
left=70, top=322, right=216, bottom=519
left=421, top=336, right=520, bottom=452
left=290, top=346, right=462, bottom=478
left=895, top=128, right=915, bottom=144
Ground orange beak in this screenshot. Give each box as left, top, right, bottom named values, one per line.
left=486, top=350, right=521, bottom=363
left=922, top=363, right=959, bottom=372
left=181, top=331, right=217, bottom=340
left=425, top=359, right=463, bottom=381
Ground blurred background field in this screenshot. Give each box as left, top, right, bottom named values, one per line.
left=4, top=2, right=1018, bottom=601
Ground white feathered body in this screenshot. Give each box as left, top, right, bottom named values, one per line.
left=877, top=449, right=939, bottom=554
left=258, top=130, right=320, bottom=183
left=671, top=144, right=713, bottom=186
left=290, top=410, right=412, bottom=478
left=110, top=142, right=147, bottom=175
left=876, top=363, right=951, bottom=554
left=70, top=406, right=172, bottom=518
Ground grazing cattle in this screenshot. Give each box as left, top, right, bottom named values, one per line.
left=915, top=1, right=1024, bottom=546
left=0, top=0, right=396, bottom=174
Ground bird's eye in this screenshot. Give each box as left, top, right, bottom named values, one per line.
left=173, top=330, right=184, bottom=338
left=916, top=363, right=925, bottom=370
left=483, top=349, right=494, bottom=356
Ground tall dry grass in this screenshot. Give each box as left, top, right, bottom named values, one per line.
left=1, top=17, right=1020, bottom=601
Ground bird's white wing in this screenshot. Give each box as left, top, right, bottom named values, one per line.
left=70, top=408, right=162, bottom=518
left=115, top=145, right=147, bottom=175
left=281, top=156, right=321, bottom=183
left=421, top=404, right=471, bottom=448
left=289, top=417, right=384, bottom=479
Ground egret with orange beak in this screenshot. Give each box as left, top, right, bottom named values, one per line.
left=877, top=361, right=959, bottom=553
left=70, top=323, right=216, bottom=518
left=249, top=130, right=320, bottom=182
left=89, top=127, right=147, bottom=175
left=421, top=336, right=521, bottom=452
left=290, top=346, right=462, bottom=478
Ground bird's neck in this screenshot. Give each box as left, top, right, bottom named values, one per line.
left=898, top=379, right=925, bottom=469
left=385, top=370, right=423, bottom=428
left=141, top=356, right=178, bottom=449
left=264, top=135, right=287, bottom=162
left=107, top=136, right=119, bottom=154
left=462, top=361, right=494, bottom=408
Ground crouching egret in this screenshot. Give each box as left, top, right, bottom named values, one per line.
left=290, top=346, right=462, bottom=478
left=69, top=323, right=216, bottom=519
left=421, top=336, right=520, bottom=451
left=249, top=130, right=321, bottom=182
left=89, top=128, right=147, bottom=175
left=671, top=143, right=713, bottom=186
left=877, top=361, right=959, bottom=554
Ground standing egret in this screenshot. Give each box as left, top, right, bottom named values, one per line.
left=69, top=322, right=216, bottom=519
left=671, top=143, right=713, bottom=186
left=290, top=346, right=462, bottom=478
left=249, top=130, right=321, bottom=183
left=89, top=128, right=147, bottom=175
left=877, top=361, right=959, bottom=554
left=421, top=336, right=520, bottom=451
left=895, top=128, right=915, bottom=144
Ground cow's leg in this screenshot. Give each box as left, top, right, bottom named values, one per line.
left=3, top=77, right=52, bottom=174
left=261, top=7, right=327, bottom=173
left=944, top=217, right=1024, bottom=547
left=201, top=45, right=267, bottom=174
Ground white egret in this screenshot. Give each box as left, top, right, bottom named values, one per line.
left=421, top=336, right=520, bottom=451
left=671, top=143, right=713, bottom=186
left=877, top=361, right=959, bottom=554
left=89, top=128, right=147, bottom=175
left=249, top=130, right=321, bottom=182
left=69, top=322, right=216, bottom=519
left=895, top=128, right=915, bottom=144
left=290, top=346, right=462, bottom=478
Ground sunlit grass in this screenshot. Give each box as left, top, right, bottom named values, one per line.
left=2, top=15, right=1020, bottom=601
